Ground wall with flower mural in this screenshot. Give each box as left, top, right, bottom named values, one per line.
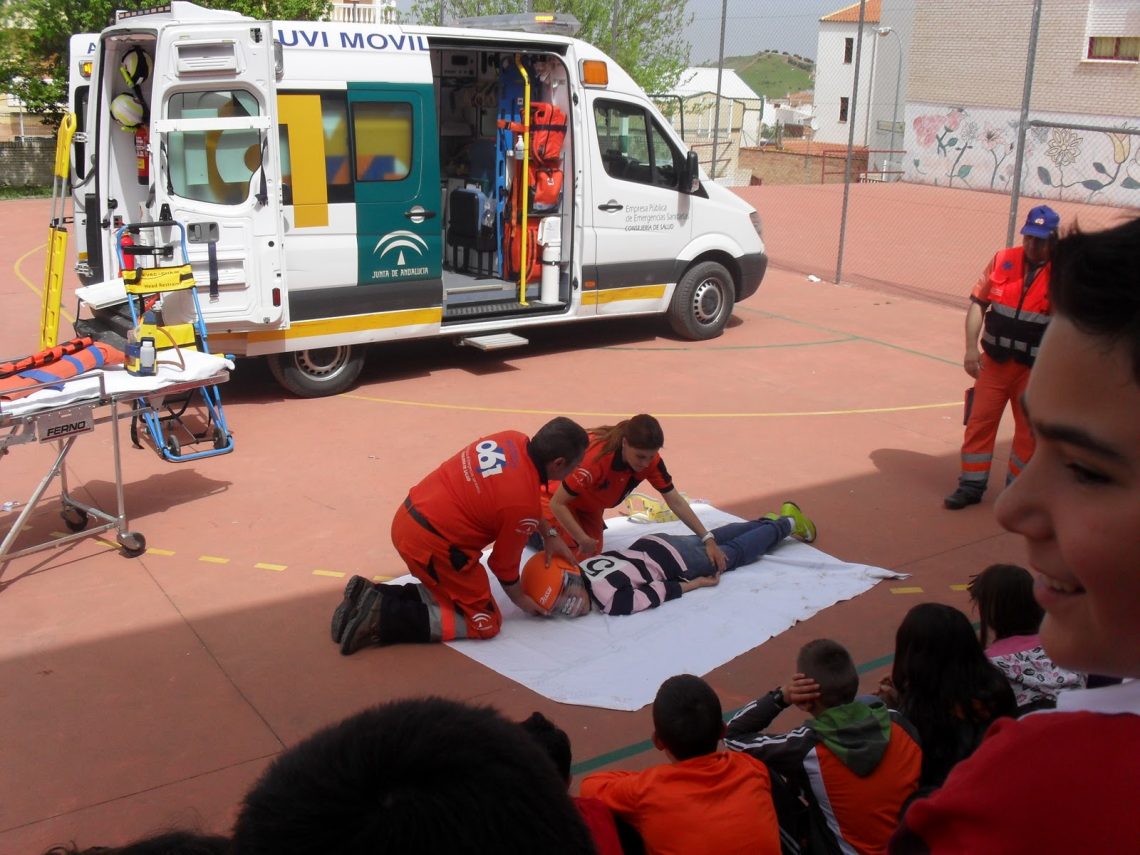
left=903, top=104, right=1140, bottom=209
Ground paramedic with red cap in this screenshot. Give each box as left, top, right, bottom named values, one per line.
left=944, top=205, right=1059, bottom=510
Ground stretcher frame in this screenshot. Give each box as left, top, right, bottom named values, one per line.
left=0, top=368, right=228, bottom=569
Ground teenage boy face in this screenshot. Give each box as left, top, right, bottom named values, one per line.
left=995, top=317, right=1140, bottom=678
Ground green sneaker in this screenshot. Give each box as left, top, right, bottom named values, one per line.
left=766, top=502, right=816, bottom=543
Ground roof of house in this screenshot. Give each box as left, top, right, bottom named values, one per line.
left=668, top=67, right=762, bottom=101
left=820, top=0, right=881, bottom=24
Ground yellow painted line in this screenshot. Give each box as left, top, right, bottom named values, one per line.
left=94, top=538, right=119, bottom=549
left=313, top=569, right=346, bottom=578
left=146, top=547, right=176, bottom=556
left=199, top=555, right=230, bottom=564
left=344, top=392, right=959, bottom=419
left=949, top=584, right=970, bottom=592
left=15, top=243, right=76, bottom=324
left=372, top=575, right=395, bottom=583
left=255, top=562, right=287, bottom=572
left=890, top=586, right=925, bottom=594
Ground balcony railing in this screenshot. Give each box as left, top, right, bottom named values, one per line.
left=325, top=2, right=399, bottom=24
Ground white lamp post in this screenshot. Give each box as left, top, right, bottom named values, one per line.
left=877, top=27, right=902, bottom=177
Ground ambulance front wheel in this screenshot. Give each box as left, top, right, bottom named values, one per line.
left=268, top=346, right=365, bottom=398
left=668, top=261, right=735, bottom=341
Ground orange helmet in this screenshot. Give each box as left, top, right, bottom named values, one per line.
left=521, top=553, right=590, bottom=617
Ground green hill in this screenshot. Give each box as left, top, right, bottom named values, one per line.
left=703, top=51, right=814, bottom=101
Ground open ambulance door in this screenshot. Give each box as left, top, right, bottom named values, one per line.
left=150, top=20, right=286, bottom=332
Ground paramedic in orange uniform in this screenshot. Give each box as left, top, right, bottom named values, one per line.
left=542, top=414, right=727, bottom=573
left=333, top=417, right=589, bottom=654
left=944, top=206, right=1058, bottom=510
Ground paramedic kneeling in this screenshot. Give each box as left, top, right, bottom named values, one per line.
left=331, top=417, right=588, bottom=654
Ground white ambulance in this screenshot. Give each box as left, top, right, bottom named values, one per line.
left=67, top=2, right=767, bottom=396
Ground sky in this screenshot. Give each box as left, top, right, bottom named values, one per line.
left=391, top=0, right=848, bottom=62
left=683, top=0, right=849, bottom=63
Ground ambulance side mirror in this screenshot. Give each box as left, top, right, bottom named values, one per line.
left=682, top=150, right=700, bottom=194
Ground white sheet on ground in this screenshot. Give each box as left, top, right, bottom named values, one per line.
left=428, top=504, right=904, bottom=711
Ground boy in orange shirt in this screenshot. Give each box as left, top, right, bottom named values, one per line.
left=580, top=674, right=781, bottom=855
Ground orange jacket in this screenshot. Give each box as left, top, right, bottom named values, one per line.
left=581, top=752, right=781, bottom=855
left=971, top=246, right=1051, bottom=366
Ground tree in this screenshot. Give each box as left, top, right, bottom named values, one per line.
left=0, top=0, right=331, bottom=129
left=407, top=0, right=691, bottom=95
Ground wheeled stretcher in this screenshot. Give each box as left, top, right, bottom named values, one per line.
left=0, top=352, right=232, bottom=568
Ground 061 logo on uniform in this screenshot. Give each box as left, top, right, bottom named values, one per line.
left=475, top=440, right=507, bottom=477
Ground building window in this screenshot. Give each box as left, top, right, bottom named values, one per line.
left=839, top=97, right=849, bottom=123
left=1087, top=36, right=1140, bottom=60
left=843, top=37, right=854, bottom=63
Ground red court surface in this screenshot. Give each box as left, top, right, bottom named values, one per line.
left=0, top=185, right=1128, bottom=850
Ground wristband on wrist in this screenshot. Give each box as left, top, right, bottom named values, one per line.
left=772, top=687, right=788, bottom=709
left=701, top=532, right=715, bottom=544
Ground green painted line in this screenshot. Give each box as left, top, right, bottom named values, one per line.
left=746, top=307, right=961, bottom=367
left=570, top=649, right=898, bottom=776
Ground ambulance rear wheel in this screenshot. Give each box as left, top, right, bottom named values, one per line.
left=268, top=346, right=365, bottom=398
left=668, top=261, right=735, bottom=341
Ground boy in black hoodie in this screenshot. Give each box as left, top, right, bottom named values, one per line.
left=725, top=639, right=922, bottom=855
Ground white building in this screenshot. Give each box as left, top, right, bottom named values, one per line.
left=812, top=0, right=883, bottom=147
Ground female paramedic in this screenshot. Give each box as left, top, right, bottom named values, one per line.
left=539, top=414, right=727, bottom=573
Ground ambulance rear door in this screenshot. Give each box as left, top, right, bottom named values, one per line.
left=150, top=19, right=286, bottom=329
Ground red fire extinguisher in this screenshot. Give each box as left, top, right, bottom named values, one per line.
left=120, top=227, right=135, bottom=272
left=135, top=124, right=149, bottom=186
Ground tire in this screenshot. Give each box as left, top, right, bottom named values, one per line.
left=62, top=507, right=89, bottom=532
left=268, top=346, right=365, bottom=398
left=118, top=531, right=146, bottom=558
left=668, top=261, right=735, bottom=340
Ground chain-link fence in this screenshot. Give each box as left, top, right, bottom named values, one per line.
left=647, top=0, right=1140, bottom=306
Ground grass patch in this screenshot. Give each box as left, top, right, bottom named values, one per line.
left=0, top=185, right=51, bottom=200
left=703, top=52, right=814, bottom=101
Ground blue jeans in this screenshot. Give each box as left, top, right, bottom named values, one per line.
left=651, top=518, right=791, bottom=580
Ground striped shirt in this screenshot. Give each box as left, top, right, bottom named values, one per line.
left=580, top=535, right=691, bottom=615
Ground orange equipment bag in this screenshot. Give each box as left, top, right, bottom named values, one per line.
left=529, top=102, right=566, bottom=165
left=503, top=219, right=541, bottom=283
left=529, top=166, right=563, bottom=213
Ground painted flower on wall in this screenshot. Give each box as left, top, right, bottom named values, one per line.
left=1045, top=128, right=1081, bottom=168
left=981, top=125, right=1006, bottom=151
left=1107, top=132, right=1131, bottom=165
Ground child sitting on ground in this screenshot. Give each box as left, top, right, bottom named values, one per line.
left=968, top=563, right=1085, bottom=713
left=725, top=639, right=923, bottom=855
left=580, top=674, right=781, bottom=855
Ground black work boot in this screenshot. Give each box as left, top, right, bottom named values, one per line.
left=340, top=587, right=385, bottom=655
left=330, top=575, right=372, bottom=643
left=943, top=485, right=984, bottom=510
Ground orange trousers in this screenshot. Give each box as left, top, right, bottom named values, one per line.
left=959, top=353, right=1034, bottom=490
left=391, top=503, right=502, bottom=641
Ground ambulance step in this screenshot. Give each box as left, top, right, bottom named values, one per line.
left=458, top=333, right=529, bottom=351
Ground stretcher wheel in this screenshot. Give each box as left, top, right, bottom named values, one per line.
left=61, top=507, right=89, bottom=532
left=212, top=426, right=229, bottom=449
left=118, top=531, right=146, bottom=557
left=165, top=435, right=181, bottom=457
